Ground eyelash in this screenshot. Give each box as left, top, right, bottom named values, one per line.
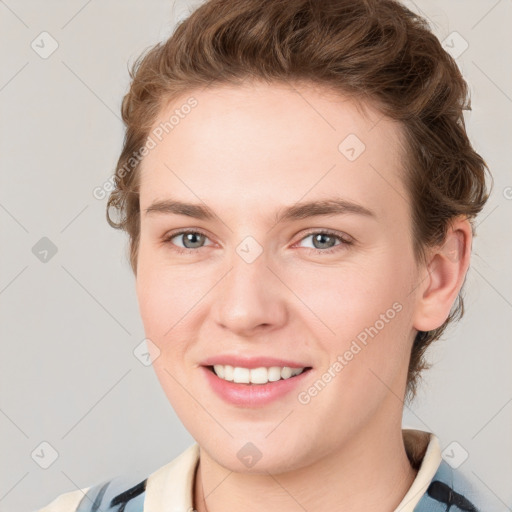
left=162, top=228, right=353, bottom=255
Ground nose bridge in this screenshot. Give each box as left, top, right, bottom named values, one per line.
left=212, top=243, right=287, bottom=334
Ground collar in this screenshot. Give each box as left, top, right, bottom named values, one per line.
left=143, top=429, right=442, bottom=512
left=395, top=429, right=442, bottom=511
left=144, top=441, right=199, bottom=512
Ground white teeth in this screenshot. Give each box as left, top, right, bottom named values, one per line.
left=250, top=367, right=270, bottom=384
left=281, top=367, right=292, bottom=379
left=267, top=367, right=282, bottom=382
left=211, top=365, right=306, bottom=384
left=233, top=367, right=250, bottom=384
left=223, top=365, right=234, bottom=381
left=213, top=364, right=225, bottom=379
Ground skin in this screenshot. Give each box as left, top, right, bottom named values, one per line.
left=135, top=80, right=472, bottom=512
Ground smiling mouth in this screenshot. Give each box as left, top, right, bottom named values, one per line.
left=205, top=365, right=313, bottom=385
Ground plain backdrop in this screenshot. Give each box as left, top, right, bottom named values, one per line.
left=0, top=1, right=511, bottom=511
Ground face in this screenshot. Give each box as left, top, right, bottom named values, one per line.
left=136, top=81, right=422, bottom=473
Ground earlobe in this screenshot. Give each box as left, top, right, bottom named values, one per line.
left=412, top=217, right=472, bottom=333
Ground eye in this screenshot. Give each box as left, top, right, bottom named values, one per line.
left=162, top=228, right=353, bottom=256
left=295, top=230, right=353, bottom=254
left=162, top=229, right=213, bottom=254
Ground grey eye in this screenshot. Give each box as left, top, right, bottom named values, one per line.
left=313, top=233, right=337, bottom=249
left=174, top=232, right=207, bottom=249
left=301, top=232, right=340, bottom=250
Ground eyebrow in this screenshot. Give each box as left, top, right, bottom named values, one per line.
left=144, top=197, right=377, bottom=224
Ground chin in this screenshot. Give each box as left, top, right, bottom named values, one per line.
left=198, top=433, right=319, bottom=475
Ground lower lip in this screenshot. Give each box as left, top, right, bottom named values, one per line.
left=201, top=366, right=312, bottom=407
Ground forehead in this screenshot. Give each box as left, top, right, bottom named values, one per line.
left=138, top=81, right=409, bottom=224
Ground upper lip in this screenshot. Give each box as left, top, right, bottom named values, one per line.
left=201, top=355, right=312, bottom=369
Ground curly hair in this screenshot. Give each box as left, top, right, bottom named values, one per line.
left=106, top=0, right=491, bottom=401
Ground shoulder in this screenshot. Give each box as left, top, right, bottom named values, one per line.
left=415, top=459, right=502, bottom=511
left=35, top=443, right=200, bottom=512
left=35, top=487, right=89, bottom=512
left=76, top=475, right=147, bottom=512
left=35, top=475, right=148, bottom=512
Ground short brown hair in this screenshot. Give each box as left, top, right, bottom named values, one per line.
left=107, top=0, right=491, bottom=400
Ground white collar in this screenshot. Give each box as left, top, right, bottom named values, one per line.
left=144, top=441, right=199, bottom=512
left=143, top=429, right=442, bottom=512
left=395, top=429, right=442, bottom=511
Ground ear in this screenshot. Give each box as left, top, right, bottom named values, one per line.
left=412, top=216, right=472, bottom=332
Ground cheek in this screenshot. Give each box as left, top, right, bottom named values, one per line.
left=291, top=254, right=411, bottom=336
left=135, top=254, right=220, bottom=383
left=136, top=249, right=205, bottom=338
left=289, top=251, right=415, bottom=389
left=136, top=263, right=200, bottom=406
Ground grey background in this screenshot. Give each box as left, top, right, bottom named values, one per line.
left=0, top=1, right=511, bottom=511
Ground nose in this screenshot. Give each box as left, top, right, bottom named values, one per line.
left=211, top=248, right=289, bottom=337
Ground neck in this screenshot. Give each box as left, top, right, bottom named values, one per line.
left=193, top=402, right=418, bottom=512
